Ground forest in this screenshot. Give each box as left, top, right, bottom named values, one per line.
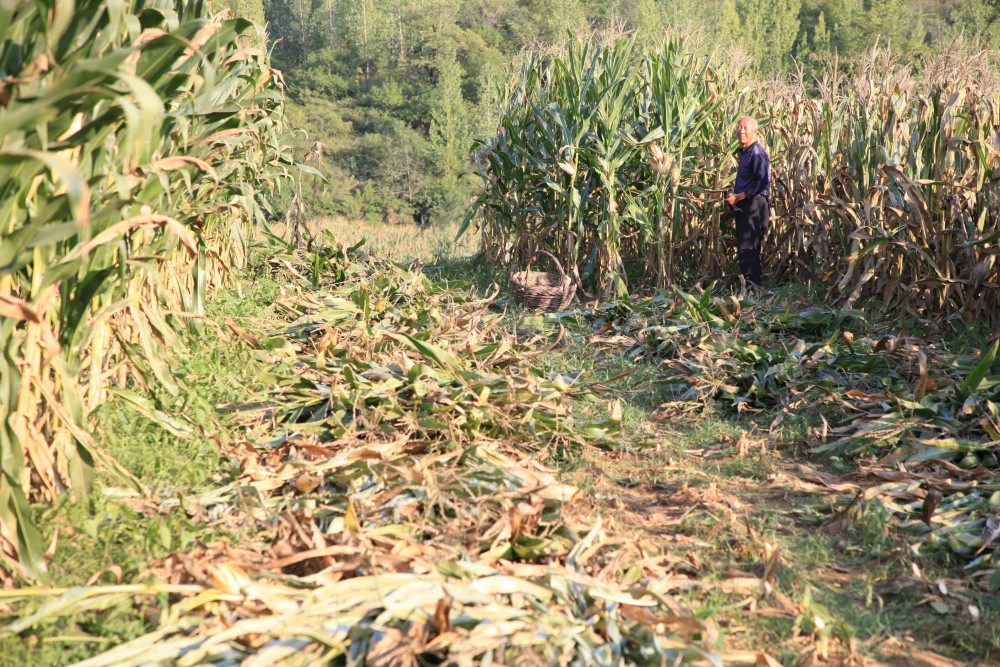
left=261, top=0, right=1000, bottom=226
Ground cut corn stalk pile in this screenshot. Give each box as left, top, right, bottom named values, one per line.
left=1, top=239, right=731, bottom=666
left=557, top=285, right=1000, bottom=588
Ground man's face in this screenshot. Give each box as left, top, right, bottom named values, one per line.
left=736, top=119, right=757, bottom=148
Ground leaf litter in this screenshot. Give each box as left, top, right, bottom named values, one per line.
left=558, top=285, right=1000, bottom=593
left=3, top=236, right=998, bottom=664
left=0, top=239, right=730, bottom=665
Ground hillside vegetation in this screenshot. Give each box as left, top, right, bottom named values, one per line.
left=268, top=0, right=1000, bottom=226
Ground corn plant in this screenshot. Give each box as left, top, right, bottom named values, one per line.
left=0, top=0, right=294, bottom=578
left=468, top=38, right=1000, bottom=328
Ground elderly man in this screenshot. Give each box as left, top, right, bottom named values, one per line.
left=725, top=117, right=770, bottom=289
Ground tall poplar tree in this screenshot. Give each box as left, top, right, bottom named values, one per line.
left=738, top=0, right=801, bottom=72
left=429, top=44, right=471, bottom=176
left=265, top=0, right=318, bottom=66
left=340, top=0, right=390, bottom=84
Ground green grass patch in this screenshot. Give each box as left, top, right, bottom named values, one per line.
left=0, top=274, right=283, bottom=666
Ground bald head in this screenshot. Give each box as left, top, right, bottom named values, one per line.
left=736, top=117, right=758, bottom=149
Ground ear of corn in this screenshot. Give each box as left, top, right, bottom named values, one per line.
left=0, top=0, right=293, bottom=578
left=469, top=38, right=1000, bottom=325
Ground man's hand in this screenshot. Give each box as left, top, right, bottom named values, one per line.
left=726, top=192, right=742, bottom=206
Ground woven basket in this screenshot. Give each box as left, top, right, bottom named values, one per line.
left=510, top=250, right=576, bottom=311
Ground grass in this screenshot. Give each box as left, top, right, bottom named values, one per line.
left=96, top=272, right=281, bottom=490
left=0, top=270, right=284, bottom=667
left=268, top=215, right=480, bottom=264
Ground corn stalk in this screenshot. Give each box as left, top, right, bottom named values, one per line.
left=0, top=0, right=294, bottom=578
left=469, top=39, right=1000, bottom=326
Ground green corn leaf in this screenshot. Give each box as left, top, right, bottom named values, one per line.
left=959, top=338, right=999, bottom=397
left=386, top=332, right=463, bottom=373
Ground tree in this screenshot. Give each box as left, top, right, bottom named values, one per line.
left=738, top=0, right=801, bottom=72
left=429, top=44, right=471, bottom=176
left=934, top=0, right=1000, bottom=47
left=217, top=0, right=265, bottom=24
left=339, top=0, right=391, bottom=85
left=797, top=10, right=835, bottom=75
left=867, top=0, right=924, bottom=54
left=825, top=0, right=866, bottom=56
left=635, top=0, right=666, bottom=47
left=265, top=0, right=320, bottom=67
left=718, top=0, right=742, bottom=39
left=825, top=0, right=923, bottom=59
left=536, top=0, right=587, bottom=45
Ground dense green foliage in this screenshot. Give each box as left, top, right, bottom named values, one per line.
left=0, top=0, right=292, bottom=577
left=266, top=0, right=1000, bottom=225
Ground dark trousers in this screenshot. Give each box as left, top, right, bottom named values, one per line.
left=734, top=195, right=769, bottom=287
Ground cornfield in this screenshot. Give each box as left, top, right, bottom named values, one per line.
left=0, top=238, right=731, bottom=666
left=0, top=0, right=293, bottom=577
left=466, top=38, right=1000, bottom=325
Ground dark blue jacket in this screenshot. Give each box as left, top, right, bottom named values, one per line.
left=734, top=141, right=770, bottom=199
